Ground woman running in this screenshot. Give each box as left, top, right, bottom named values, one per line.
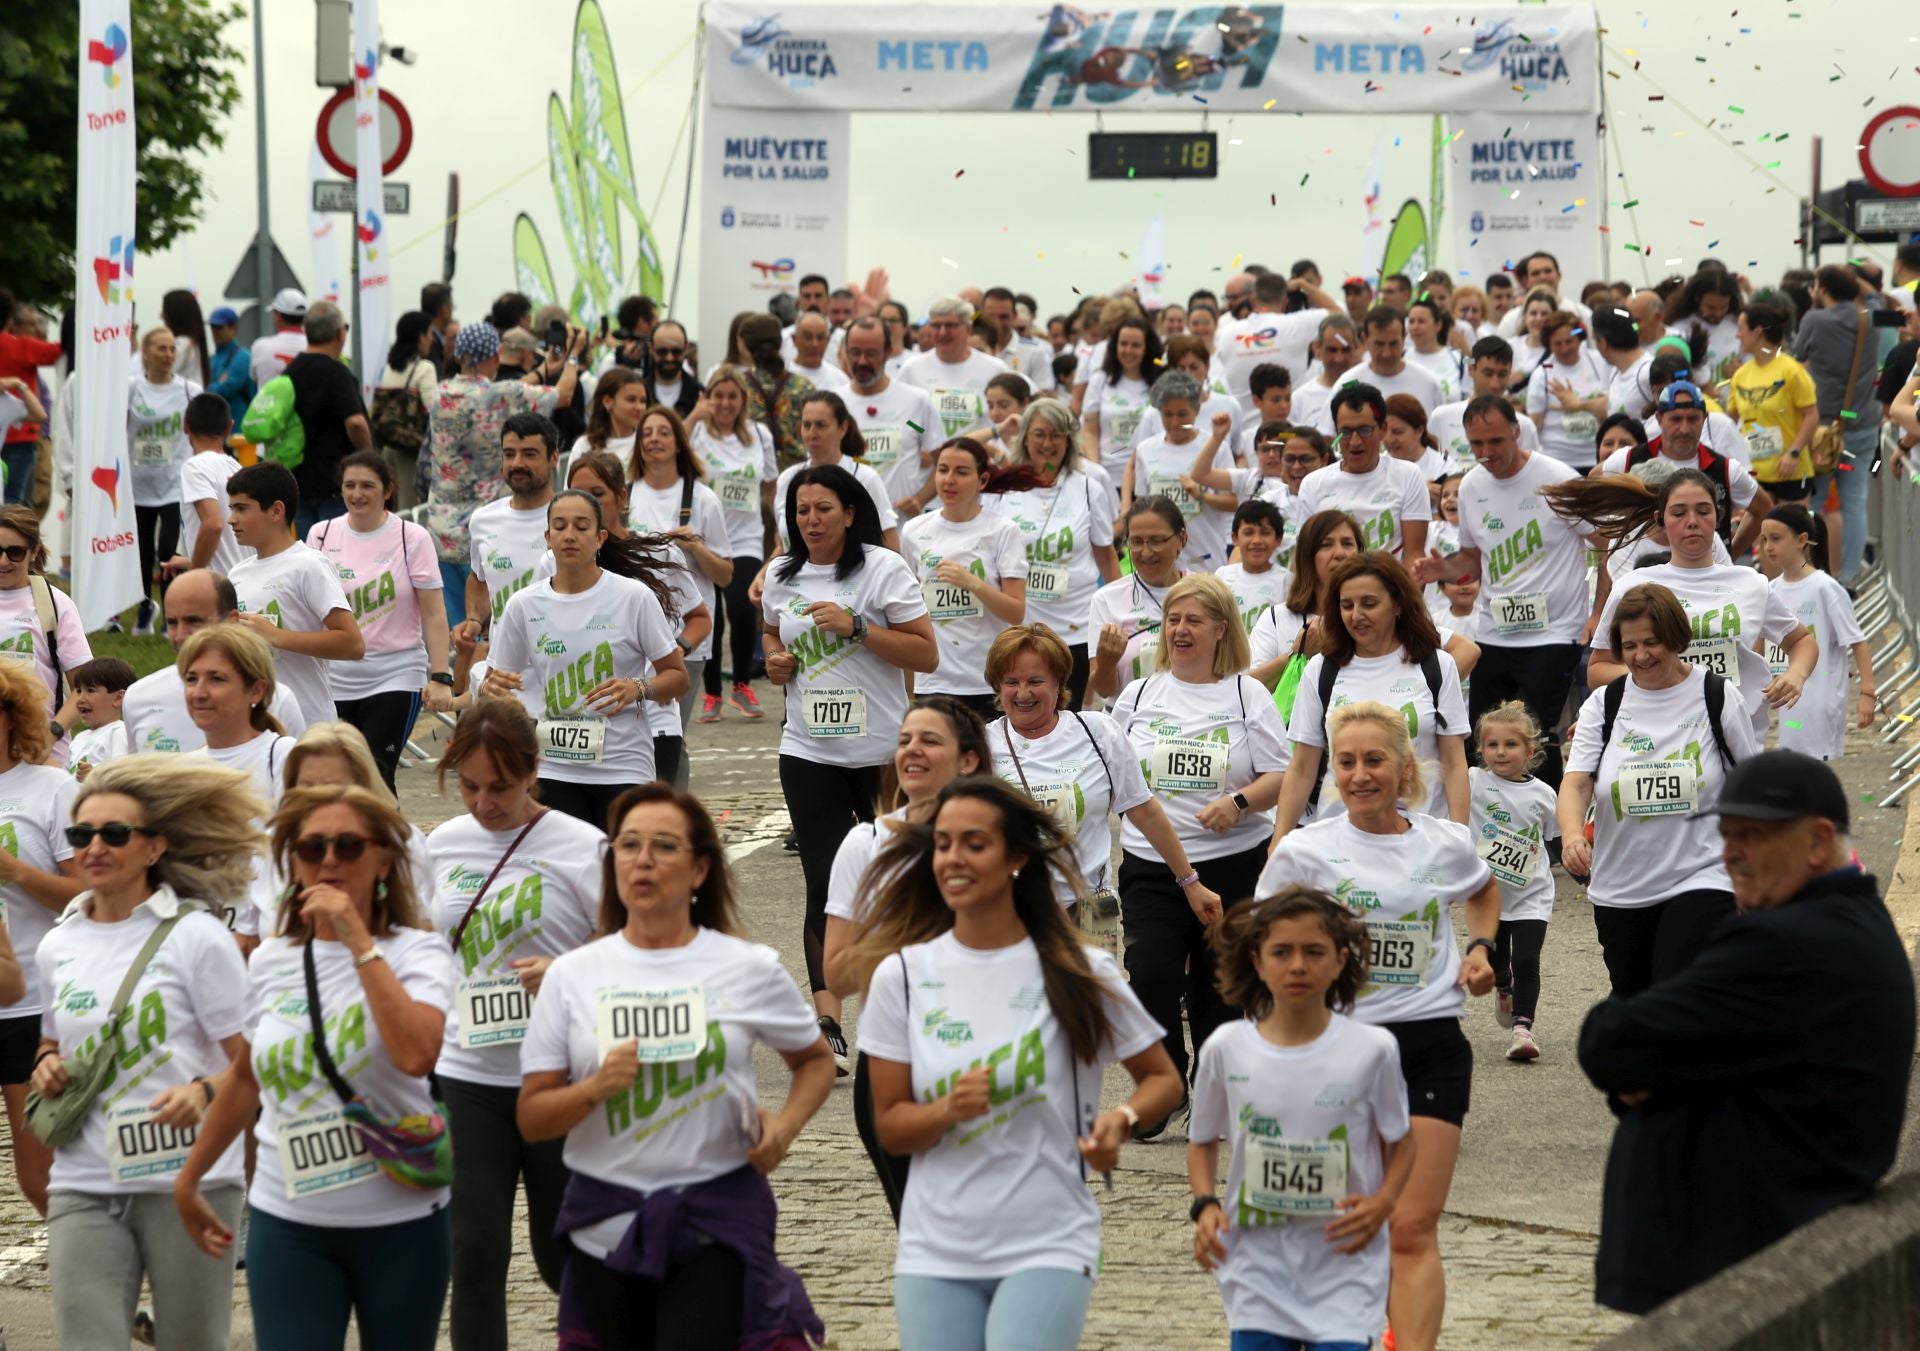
left=519, top=783, right=836, bottom=1351
left=1759, top=504, right=1874, bottom=760
left=1125, top=374, right=1239, bottom=572
left=128, top=327, right=201, bottom=631
left=567, top=366, right=646, bottom=471
left=1248, top=509, right=1362, bottom=691
left=688, top=366, right=778, bottom=722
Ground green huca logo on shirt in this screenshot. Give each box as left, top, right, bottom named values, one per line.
left=1027, top=526, right=1074, bottom=564
left=491, top=570, right=533, bottom=622
left=536, top=632, right=569, bottom=657
left=345, top=570, right=398, bottom=622
left=604, top=1023, right=728, bottom=1137
left=1488, top=519, right=1546, bottom=585
left=60, top=988, right=172, bottom=1102
left=0, top=821, right=16, bottom=858
left=1359, top=510, right=1397, bottom=552
left=455, top=875, right=543, bottom=977
left=1480, top=512, right=1506, bottom=533
left=1691, top=605, right=1741, bottom=640
left=920, top=1007, right=974, bottom=1047
left=0, top=633, right=34, bottom=662
left=543, top=641, right=615, bottom=716
left=257, top=1000, right=369, bottom=1105
left=920, top=1028, right=1048, bottom=1143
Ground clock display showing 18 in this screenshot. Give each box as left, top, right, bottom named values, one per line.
left=1088, top=132, right=1219, bottom=180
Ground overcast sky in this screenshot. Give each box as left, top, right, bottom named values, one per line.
left=138, top=0, right=1916, bottom=333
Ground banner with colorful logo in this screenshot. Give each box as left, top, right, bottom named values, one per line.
left=704, top=3, right=1599, bottom=116
left=308, top=141, right=344, bottom=308
left=73, top=0, right=144, bottom=630
left=352, top=0, right=391, bottom=398
left=696, top=102, right=851, bottom=368
left=1445, top=112, right=1602, bottom=289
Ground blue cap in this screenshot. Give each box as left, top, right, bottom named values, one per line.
left=208, top=306, right=239, bottom=326
left=1657, top=379, right=1706, bottom=413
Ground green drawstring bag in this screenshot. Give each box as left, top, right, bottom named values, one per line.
left=240, top=375, right=306, bottom=470
left=1273, top=651, right=1309, bottom=723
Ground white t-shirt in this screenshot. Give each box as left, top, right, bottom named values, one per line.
left=1565, top=667, right=1761, bottom=908
left=127, top=376, right=199, bottom=507
left=762, top=545, right=928, bottom=767
left=788, top=360, right=849, bottom=392
left=1608, top=352, right=1657, bottom=420
left=1526, top=349, right=1614, bottom=469
left=178, top=451, right=251, bottom=574
left=1769, top=571, right=1865, bottom=760
left=120, top=666, right=307, bottom=756
left=37, top=889, right=249, bottom=1195
left=1213, top=310, right=1323, bottom=410
left=193, top=730, right=296, bottom=934
left=986, top=472, right=1114, bottom=640
left=846, top=381, right=941, bottom=505
left=1467, top=767, right=1560, bottom=922
left=1131, top=391, right=1246, bottom=469
left=859, top=934, right=1163, bottom=1280
left=1086, top=572, right=1183, bottom=691
left=229, top=544, right=354, bottom=727
left=1189, top=1017, right=1409, bottom=1344
left=1599, top=445, right=1760, bottom=512
left=0, top=763, right=80, bottom=1019
left=824, top=808, right=910, bottom=924
left=901, top=510, right=1027, bottom=696
left=1427, top=401, right=1541, bottom=477
left=68, top=722, right=129, bottom=779
left=1083, top=371, right=1152, bottom=485
left=1214, top=563, right=1291, bottom=640
left=1607, top=528, right=1733, bottom=579
left=1286, top=649, right=1469, bottom=820
left=246, top=929, right=454, bottom=1228
left=468, top=500, right=553, bottom=628
left=1258, top=812, right=1491, bottom=1024
left=489, top=571, right=678, bottom=784
left=1132, top=434, right=1238, bottom=573
left=898, top=351, right=1009, bottom=442
left=1454, top=453, right=1594, bottom=647
left=1358, top=361, right=1444, bottom=414
left=426, top=810, right=605, bottom=1088
left=627, top=476, right=731, bottom=655
left=1250, top=605, right=1311, bottom=672
left=988, top=711, right=1151, bottom=900
left=773, top=456, right=899, bottom=550
left=1288, top=379, right=1338, bottom=436
left=1110, top=672, right=1291, bottom=862
left=520, top=927, right=823, bottom=1259
left=249, top=329, right=307, bottom=389
left=1296, top=459, right=1430, bottom=556
left=690, top=422, right=779, bottom=559
left=1404, top=346, right=1466, bottom=405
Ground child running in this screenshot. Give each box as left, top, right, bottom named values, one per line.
left=1471, top=701, right=1560, bottom=1062
left=1189, top=885, right=1414, bottom=1351
left=64, top=657, right=135, bottom=781
left=1760, top=504, right=1874, bottom=760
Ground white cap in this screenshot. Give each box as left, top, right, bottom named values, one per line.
left=271, top=288, right=309, bottom=317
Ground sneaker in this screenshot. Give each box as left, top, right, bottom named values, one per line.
left=133, top=602, right=155, bottom=637
left=782, top=829, right=800, bottom=853
left=696, top=694, right=723, bottom=724
left=730, top=683, right=766, bottom=719
left=1495, top=988, right=1514, bottom=1029
left=104, top=614, right=124, bottom=634
left=819, top=1015, right=851, bottom=1076
left=1131, top=1091, right=1189, bottom=1142
left=1506, top=1026, right=1540, bottom=1063
left=133, top=1311, right=155, bottom=1345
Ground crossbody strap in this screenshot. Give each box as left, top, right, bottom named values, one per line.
left=449, top=810, right=550, bottom=954
left=1838, top=303, right=1871, bottom=415
left=1001, top=723, right=1036, bottom=798
left=303, top=940, right=362, bottom=1107
left=101, top=912, right=187, bottom=1041
left=1066, top=711, right=1113, bottom=797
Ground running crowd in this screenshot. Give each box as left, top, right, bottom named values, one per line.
left=0, top=245, right=1916, bottom=1350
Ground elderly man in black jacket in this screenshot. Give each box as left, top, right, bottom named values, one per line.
left=1578, top=750, right=1916, bottom=1314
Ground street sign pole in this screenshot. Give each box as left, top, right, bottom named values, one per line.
left=253, top=0, right=273, bottom=315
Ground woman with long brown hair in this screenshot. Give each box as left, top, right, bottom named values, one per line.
left=1248, top=509, right=1361, bottom=690
left=688, top=365, right=779, bottom=722
left=571, top=366, right=647, bottom=467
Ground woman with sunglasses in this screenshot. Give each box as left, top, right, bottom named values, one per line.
left=0, top=505, right=92, bottom=762
left=0, top=658, right=83, bottom=1222
left=426, top=700, right=605, bottom=1350
left=1087, top=496, right=1190, bottom=702
left=688, top=366, right=779, bottom=724
left=33, top=756, right=258, bottom=1349
left=520, top=783, right=836, bottom=1351
left=177, top=782, right=455, bottom=1351
left=283, top=721, right=432, bottom=902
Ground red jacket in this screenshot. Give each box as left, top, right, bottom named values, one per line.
left=0, top=333, right=60, bottom=444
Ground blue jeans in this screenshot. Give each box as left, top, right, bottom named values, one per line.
left=1230, top=1336, right=1372, bottom=1351
left=894, top=1269, right=1095, bottom=1351
left=439, top=560, right=470, bottom=629
left=1811, top=422, right=1880, bottom=584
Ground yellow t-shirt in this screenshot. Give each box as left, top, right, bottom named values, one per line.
left=1728, top=354, right=1819, bottom=482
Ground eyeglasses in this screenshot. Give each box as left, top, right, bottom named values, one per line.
left=65, top=822, right=159, bottom=848
left=1337, top=424, right=1381, bottom=439
left=0, top=545, right=28, bottom=563
left=293, top=833, right=371, bottom=864
left=613, top=833, right=689, bottom=859
left=1127, top=534, right=1178, bottom=550
left=652, top=347, right=685, bottom=361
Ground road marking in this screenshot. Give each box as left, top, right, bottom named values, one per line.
left=724, top=809, right=792, bottom=865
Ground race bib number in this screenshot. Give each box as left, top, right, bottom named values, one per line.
left=922, top=579, right=982, bottom=622
left=1107, top=405, right=1144, bottom=444
left=934, top=389, right=977, bottom=429
left=1147, top=473, right=1198, bottom=515
left=456, top=975, right=533, bottom=1049
left=105, top=1102, right=198, bottom=1185
left=1026, top=780, right=1080, bottom=832
left=1365, top=918, right=1432, bottom=987
left=801, top=685, right=867, bottom=739
left=1746, top=425, right=1785, bottom=458
left=1766, top=641, right=1789, bottom=677
left=1490, top=591, right=1549, bottom=636
left=862, top=425, right=902, bottom=467
left=1619, top=758, right=1699, bottom=817
left=278, top=1108, right=378, bottom=1198
left=1563, top=411, right=1599, bottom=441
left=537, top=717, right=607, bottom=765
left=1478, top=822, right=1542, bottom=888
left=1026, top=563, right=1069, bottom=602
left=134, top=433, right=172, bottom=467
left=1678, top=636, right=1742, bottom=685
left=1151, top=735, right=1226, bottom=795
left=1245, top=1136, right=1348, bottom=1216
left=595, top=984, right=709, bottom=1062
left=717, top=475, right=757, bottom=511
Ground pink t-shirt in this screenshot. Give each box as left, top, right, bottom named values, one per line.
left=304, top=513, right=441, bottom=699
left=0, top=583, right=92, bottom=766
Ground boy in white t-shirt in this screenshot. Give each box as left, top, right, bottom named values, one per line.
left=166, top=391, right=253, bottom=577
left=65, top=656, right=135, bottom=781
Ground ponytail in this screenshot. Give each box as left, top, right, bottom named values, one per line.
left=1766, top=502, right=1829, bottom=573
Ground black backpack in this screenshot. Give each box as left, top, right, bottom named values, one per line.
left=1306, top=651, right=1446, bottom=812
left=1597, top=672, right=1734, bottom=769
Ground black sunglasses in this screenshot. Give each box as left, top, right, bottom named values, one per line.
left=0, top=545, right=29, bottom=563
left=66, top=822, right=159, bottom=848
left=293, top=833, right=371, bottom=864
left=653, top=346, right=686, bottom=360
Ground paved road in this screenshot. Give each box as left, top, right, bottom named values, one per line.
left=0, top=686, right=1908, bottom=1349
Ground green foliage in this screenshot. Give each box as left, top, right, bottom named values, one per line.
left=0, top=0, right=243, bottom=306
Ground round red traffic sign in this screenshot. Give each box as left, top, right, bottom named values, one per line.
left=1858, top=105, right=1920, bottom=198
left=316, top=87, right=414, bottom=179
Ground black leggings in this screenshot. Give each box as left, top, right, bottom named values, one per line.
left=442, top=1076, right=569, bottom=1351
left=134, top=502, right=180, bottom=606
left=654, top=735, right=683, bottom=787
left=706, top=555, right=764, bottom=694
left=333, top=690, right=420, bottom=792
left=1591, top=889, right=1736, bottom=998
left=538, top=777, right=632, bottom=833
left=560, top=1240, right=743, bottom=1351
left=1066, top=643, right=1090, bottom=712
left=853, top=1052, right=911, bottom=1225
left=779, top=754, right=881, bottom=993
left=1493, top=919, right=1549, bottom=1026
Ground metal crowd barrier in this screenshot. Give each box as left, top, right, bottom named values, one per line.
left=1871, top=432, right=1920, bottom=807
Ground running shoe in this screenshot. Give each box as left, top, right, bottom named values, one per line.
left=819, top=1015, right=851, bottom=1076
left=133, top=601, right=155, bottom=636
left=1131, top=1090, right=1189, bottom=1142
left=696, top=694, right=723, bottom=723
left=1506, top=1026, right=1540, bottom=1063
left=133, top=1311, right=155, bottom=1345
left=730, top=683, right=765, bottom=719
left=1495, top=987, right=1514, bottom=1029
left=783, top=829, right=800, bottom=853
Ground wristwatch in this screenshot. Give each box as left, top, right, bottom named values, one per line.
left=1190, top=1194, right=1222, bottom=1222
left=1463, top=937, right=1497, bottom=961
left=676, top=637, right=694, bottom=655
left=429, top=672, right=455, bottom=687
left=1231, top=791, right=1250, bottom=813
left=849, top=613, right=870, bottom=645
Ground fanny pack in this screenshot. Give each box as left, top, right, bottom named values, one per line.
left=302, top=939, right=454, bottom=1190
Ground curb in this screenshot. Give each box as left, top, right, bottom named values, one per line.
left=1885, top=790, right=1920, bottom=957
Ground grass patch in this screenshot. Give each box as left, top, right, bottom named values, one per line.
left=85, top=630, right=174, bottom=678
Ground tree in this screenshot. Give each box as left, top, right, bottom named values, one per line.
left=0, top=0, right=242, bottom=307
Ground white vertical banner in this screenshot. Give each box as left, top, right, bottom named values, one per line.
left=1447, top=113, right=1603, bottom=287
left=1356, top=134, right=1387, bottom=282
left=351, top=0, right=390, bottom=399
left=696, top=101, right=850, bottom=364
left=1135, top=216, right=1166, bottom=309
left=308, top=141, right=344, bottom=308
left=73, top=0, right=143, bottom=630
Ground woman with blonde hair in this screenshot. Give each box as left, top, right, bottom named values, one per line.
left=688, top=364, right=779, bottom=722
left=176, top=783, right=455, bottom=1350
left=0, top=657, right=82, bottom=1218
left=128, top=326, right=200, bottom=632
left=32, top=756, right=260, bottom=1348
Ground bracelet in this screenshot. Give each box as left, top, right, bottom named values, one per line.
left=196, top=1077, right=215, bottom=1105
left=353, top=946, right=387, bottom=970
left=33, top=1046, right=58, bottom=1067
left=1115, top=1103, right=1140, bottom=1129
left=1173, top=870, right=1200, bottom=889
